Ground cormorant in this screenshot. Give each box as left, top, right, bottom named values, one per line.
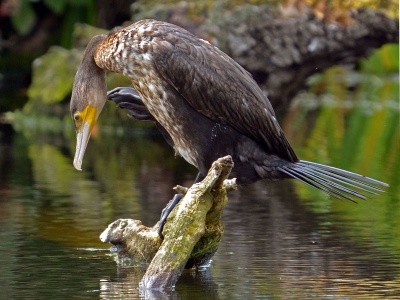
left=70, top=20, right=388, bottom=237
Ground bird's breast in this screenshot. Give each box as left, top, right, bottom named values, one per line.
left=135, top=80, right=200, bottom=167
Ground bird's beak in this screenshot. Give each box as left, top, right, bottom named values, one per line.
left=70, top=34, right=107, bottom=171
left=73, top=105, right=99, bottom=171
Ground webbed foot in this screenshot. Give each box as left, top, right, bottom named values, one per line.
left=107, top=87, right=156, bottom=121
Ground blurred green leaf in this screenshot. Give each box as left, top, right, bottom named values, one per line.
left=359, top=44, right=399, bottom=74
left=27, top=46, right=82, bottom=105
left=44, top=0, right=68, bottom=14
left=11, top=0, right=37, bottom=35
left=69, top=0, right=93, bottom=6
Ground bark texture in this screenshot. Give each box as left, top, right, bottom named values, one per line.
left=206, top=6, right=399, bottom=111
left=100, top=156, right=237, bottom=290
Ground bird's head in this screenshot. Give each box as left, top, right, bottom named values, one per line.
left=70, top=35, right=107, bottom=171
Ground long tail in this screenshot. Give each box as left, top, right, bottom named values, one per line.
left=277, top=160, right=389, bottom=202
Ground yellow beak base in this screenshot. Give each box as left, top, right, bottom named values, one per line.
left=73, top=105, right=98, bottom=171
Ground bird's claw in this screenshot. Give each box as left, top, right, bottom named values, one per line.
left=107, top=87, right=141, bottom=107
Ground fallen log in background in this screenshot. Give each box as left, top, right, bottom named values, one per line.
left=100, top=155, right=237, bottom=290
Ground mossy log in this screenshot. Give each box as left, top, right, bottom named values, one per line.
left=100, top=155, right=237, bottom=290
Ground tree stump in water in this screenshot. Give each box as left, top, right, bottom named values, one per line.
left=100, top=155, right=237, bottom=290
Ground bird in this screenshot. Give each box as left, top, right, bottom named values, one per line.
left=70, top=19, right=388, bottom=238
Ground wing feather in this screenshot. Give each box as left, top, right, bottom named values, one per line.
left=150, top=23, right=298, bottom=162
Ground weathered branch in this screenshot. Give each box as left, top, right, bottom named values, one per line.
left=206, top=6, right=399, bottom=111
left=100, top=155, right=237, bottom=290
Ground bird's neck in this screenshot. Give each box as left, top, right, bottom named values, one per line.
left=94, top=29, right=154, bottom=83
left=71, top=35, right=108, bottom=116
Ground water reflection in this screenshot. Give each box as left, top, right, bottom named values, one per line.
left=97, top=177, right=400, bottom=299
left=1, top=100, right=399, bottom=299
left=214, top=182, right=400, bottom=298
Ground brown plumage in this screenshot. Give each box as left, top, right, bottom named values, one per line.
left=94, top=20, right=297, bottom=167
left=70, top=20, right=388, bottom=235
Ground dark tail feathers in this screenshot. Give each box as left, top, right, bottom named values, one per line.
left=277, top=160, right=388, bottom=202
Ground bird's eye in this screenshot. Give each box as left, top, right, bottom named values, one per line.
left=74, top=113, right=80, bottom=121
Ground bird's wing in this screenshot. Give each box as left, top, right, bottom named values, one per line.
left=150, top=26, right=298, bottom=162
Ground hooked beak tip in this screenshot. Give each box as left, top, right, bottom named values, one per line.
left=73, top=158, right=83, bottom=171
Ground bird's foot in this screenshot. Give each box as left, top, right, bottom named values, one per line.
left=107, top=87, right=157, bottom=121
left=158, top=193, right=184, bottom=239
left=107, top=87, right=141, bottom=105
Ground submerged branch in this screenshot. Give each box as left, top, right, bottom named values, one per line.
left=100, top=155, right=237, bottom=290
